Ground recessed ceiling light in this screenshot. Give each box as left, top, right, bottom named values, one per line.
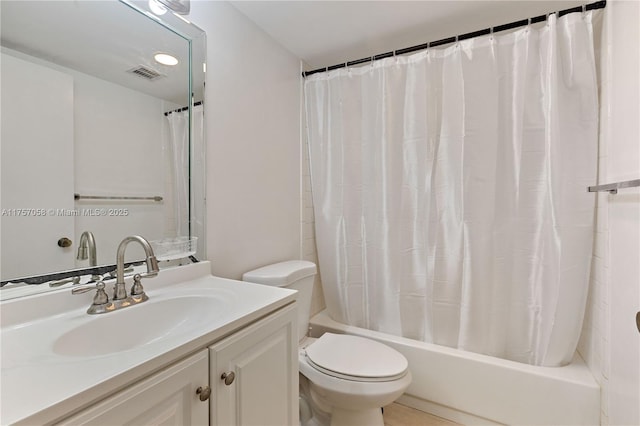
left=154, top=53, right=179, bottom=66
left=148, top=0, right=167, bottom=15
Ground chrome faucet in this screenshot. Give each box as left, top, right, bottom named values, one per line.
left=71, top=235, right=159, bottom=314
left=114, top=235, right=159, bottom=301
left=77, top=231, right=97, bottom=266
left=77, top=231, right=101, bottom=281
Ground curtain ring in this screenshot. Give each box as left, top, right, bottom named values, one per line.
left=489, top=27, right=494, bottom=40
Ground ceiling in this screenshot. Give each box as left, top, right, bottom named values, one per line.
left=1, top=1, right=590, bottom=95
left=0, top=1, right=191, bottom=105
left=230, top=0, right=586, bottom=70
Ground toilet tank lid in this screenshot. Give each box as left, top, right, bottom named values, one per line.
left=242, top=260, right=317, bottom=287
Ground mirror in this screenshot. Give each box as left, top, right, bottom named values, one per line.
left=0, top=0, right=206, bottom=298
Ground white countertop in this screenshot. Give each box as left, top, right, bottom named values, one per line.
left=0, top=262, right=296, bottom=425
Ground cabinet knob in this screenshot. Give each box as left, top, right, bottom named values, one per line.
left=196, top=385, right=211, bottom=401
left=221, top=371, right=235, bottom=386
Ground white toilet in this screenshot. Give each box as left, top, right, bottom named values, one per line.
left=243, top=261, right=411, bottom=426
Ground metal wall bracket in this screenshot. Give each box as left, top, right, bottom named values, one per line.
left=588, top=179, right=640, bottom=194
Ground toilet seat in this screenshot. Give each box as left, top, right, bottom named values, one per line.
left=304, top=333, right=408, bottom=382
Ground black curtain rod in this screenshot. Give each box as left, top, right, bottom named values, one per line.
left=302, top=0, right=606, bottom=78
left=164, top=100, right=203, bottom=116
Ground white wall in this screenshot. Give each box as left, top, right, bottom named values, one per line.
left=578, top=1, right=640, bottom=425
left=73, top=68, right=171, bottom=264
left=189, top=1, right=302, bottom=280
left=603, top=1, right=640, bottom=424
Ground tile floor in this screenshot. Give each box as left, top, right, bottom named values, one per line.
left=383, top=402, right=461, bottom=426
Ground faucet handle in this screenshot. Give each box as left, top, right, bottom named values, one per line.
left=71, top=280, right=108, bottom=299
left=72, top=281, right=110, bottom=314
left=71, top=284, right=97, bottom=295
left=130, top=274, right=146, bottom=297
left=92, top=282, right=109, bottom=305
left=130, top=274, right=142, bottom=295
left=49, top=276, right=81, bottom=288
left=129, top=274, right=150, bottom=303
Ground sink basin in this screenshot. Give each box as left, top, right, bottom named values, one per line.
left=53, top=295, right=226, bottom=357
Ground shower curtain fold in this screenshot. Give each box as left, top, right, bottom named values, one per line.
left=304, top=12, right=598, bottom=367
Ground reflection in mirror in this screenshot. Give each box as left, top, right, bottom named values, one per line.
left=0, top=0, right=206, bottom=298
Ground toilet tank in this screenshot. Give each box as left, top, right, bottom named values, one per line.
left=242, top=260, right=317, bottom=342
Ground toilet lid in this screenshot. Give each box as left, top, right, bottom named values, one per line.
left=305, top=333, right=408, bottom=381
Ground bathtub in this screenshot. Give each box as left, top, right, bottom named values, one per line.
left=309, top=310, right=600, bottom=426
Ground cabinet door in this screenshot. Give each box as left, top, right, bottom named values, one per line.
left=56, top=350, right=209, bottom=426
left=210, top=304, right=298, bottom=426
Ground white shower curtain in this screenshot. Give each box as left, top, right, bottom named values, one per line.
left=166, top=108, right=189, bottom=238
left=165, top=104, right=204, bottom=239
left=304, top=12, right=598, bottom=366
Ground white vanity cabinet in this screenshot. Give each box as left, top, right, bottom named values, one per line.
left=1, top=263, right=299, bottom=425
left=210, top=303, right=298, bottom=426
left=55, top=303, right=297, bottom=426
left=55, top=350, right=209, bottom=425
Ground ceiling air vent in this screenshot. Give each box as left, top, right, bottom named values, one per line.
left=127, top=65, right=164, bottom=81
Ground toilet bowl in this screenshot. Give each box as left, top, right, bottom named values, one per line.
left=243, top=261, right=411, bottom=426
